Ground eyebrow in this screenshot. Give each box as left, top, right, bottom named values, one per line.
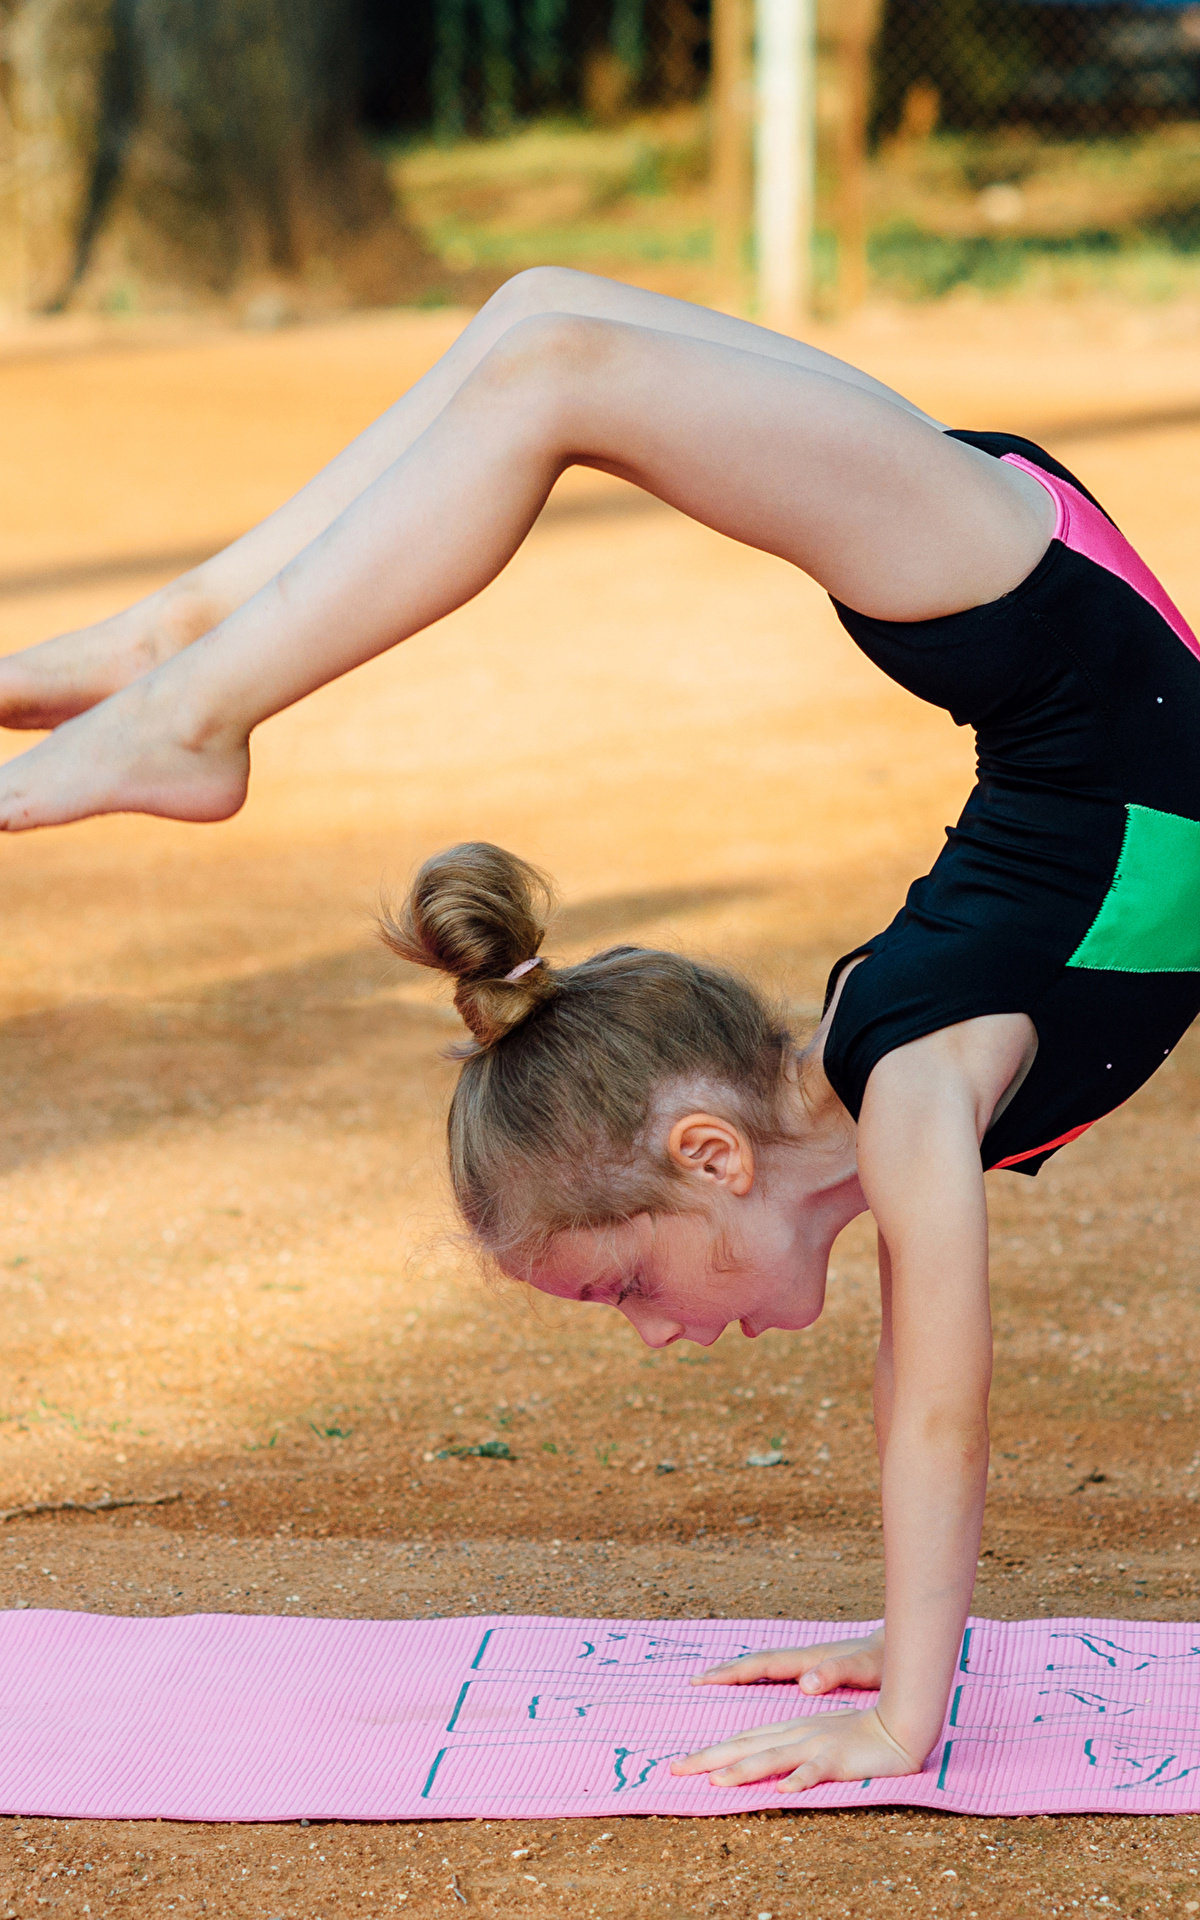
left=578, top=1276, right=620, bottom=1304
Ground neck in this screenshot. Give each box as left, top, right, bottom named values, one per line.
left=776, top=1049, right=865, bottom=1236
left=791, top=1041, right=855, bottom=1154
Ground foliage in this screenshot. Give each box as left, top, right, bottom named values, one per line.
left=870, top=123, right=1200, bottom=296
left=380, top=0, right=708, bottom=145
left=390, top=103, right=710, bottom=275
left=9, top=0, right=426, bottom=309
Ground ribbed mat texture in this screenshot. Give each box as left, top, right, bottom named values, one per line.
left=1, top=1609, right=1198, bottom=1820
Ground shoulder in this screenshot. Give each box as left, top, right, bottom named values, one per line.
left=861, top=1013, right=1037, bottom=1148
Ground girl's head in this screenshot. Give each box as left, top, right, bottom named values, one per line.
left=382, top=842, right=854, bottom=1343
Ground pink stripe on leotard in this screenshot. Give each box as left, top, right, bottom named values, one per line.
left=1002, top=451, right=1200, bottom=664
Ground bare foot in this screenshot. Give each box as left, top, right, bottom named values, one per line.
left=0, top=578, right=222, bottom=730
left=0, top=673, right=250, bottom=830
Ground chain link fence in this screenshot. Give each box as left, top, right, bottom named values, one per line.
left=876, top=2, right=1200, bottom=139
left=360, top=0, right=711, bottom=142
left=364, top=0, right=1200, bottom=141
left=363, top=0, right=1200, bottom=305
left=7, top=1, right=1200, bottom=316
left=863, top=2, right=1200, bottom=300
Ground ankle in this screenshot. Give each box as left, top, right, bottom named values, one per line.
left=148, top=662, right=251, bottom=761
left=150, top=575, right=228, bottom=661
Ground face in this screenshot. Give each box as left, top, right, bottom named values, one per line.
left=525, top=1201, right=833, bottom=1349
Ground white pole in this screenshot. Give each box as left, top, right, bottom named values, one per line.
left=754, top=0, right=815, bottom=334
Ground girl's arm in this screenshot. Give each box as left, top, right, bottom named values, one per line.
left=855, top=1039, right=993, bottom=1763
left=674, top=1014, right=1026, bottom=1792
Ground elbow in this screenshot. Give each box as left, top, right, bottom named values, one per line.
left=894, top=1397, right=990, bottom=1466
left=926, top=1410, right=991, bottom=1472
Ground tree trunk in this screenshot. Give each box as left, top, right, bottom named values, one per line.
left=822, top=0, right=886, bottom=313
left=7, top=0, right=430, bottom=314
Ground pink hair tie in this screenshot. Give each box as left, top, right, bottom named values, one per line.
left=503, top=955, right=543, bottom=983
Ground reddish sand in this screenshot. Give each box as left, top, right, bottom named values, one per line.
left=1, top=295, right=1200, bottom=1912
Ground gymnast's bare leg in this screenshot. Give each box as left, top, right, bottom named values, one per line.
left=0, top=270, right=947, bottom=731
left=0, top=304, right=1053, bottom=830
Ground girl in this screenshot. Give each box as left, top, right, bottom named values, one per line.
left=2, top=269, right=1198, bottom=1796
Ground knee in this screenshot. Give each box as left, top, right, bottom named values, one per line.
left=484, top=265, right=590, bottom=327
left=474, top=310, right=617, bottom=395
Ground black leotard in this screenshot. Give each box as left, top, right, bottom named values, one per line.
left=823, top=430, right=1200, bottom=1174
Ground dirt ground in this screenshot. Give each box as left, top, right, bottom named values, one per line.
left=4, top=292, right=1200, bottom=1915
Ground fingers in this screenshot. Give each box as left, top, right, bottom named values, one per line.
left=691, top=1649, right=815, bottom=1687
left=681, top=1726, right=851, bottom=1789
left=690, top=1636, right=880, bottom=1689
left=797, top=1660, right=842, bottom=1695
left=670, top=1712, right=853, bottom=1777
left=670, top=1704, right=921, bottom=1795
left=778, top=1760, right=827, bottom=1793
left=671, top=1742, right=801, bottom=1784
left=797, top=1650, right=882, bottom=1695
left=711, top=1744, right=819, bottom=1788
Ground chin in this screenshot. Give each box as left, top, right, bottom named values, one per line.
left=754, top=1303, right=825, bottom=1335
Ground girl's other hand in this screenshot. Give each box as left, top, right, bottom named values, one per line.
left=690, top=1626, right=885, bottom=1697
left=670, top=1703, right=920, bottom=1792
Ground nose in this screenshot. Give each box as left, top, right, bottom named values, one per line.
left=618, top=1302, right=685, bottom=1349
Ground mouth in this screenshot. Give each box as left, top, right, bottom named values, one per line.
left=682, top=1326, right=727, bottom=1349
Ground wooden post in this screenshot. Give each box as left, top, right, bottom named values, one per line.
left=830, top=0, right=884, bottom=313
left=711, top=0, right=752, bottom=296
left=754, top=0, right=815, bottom=334
left=0, top=88, right=23, bottom=315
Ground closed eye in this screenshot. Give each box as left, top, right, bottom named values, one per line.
left=579, top=1272, right=640, bottom=1306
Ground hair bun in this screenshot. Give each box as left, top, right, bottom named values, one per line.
left=380, top=841, right=558, bottom=1048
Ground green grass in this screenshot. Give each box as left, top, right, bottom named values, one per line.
left=867, top=222, right=1200, bottom=301
left=866, top=124, right=1200, bottom=299
left=390, top=110, right=1200, bottom=303
left=388, top=106, right=712, bottom=278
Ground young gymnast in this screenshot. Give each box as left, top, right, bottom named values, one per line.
left=2, top=269, right=1198, bottom=1797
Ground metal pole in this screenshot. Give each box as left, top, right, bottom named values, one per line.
left=754, top=0, right=815, bottom=334
left=711, top=0, right=752, bottom=294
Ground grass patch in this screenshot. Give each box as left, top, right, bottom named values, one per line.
left=867, top=125, right=1200, bottom=299
left=388, top=106, right=712, bottom=278
left=390, top=109, right=1200, bottom=302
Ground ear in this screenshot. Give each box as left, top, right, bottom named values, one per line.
left=666, top=1112, right=756, bottom=1195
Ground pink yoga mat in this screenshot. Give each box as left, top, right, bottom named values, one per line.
left=1, top=1609, right=1199, bottom=1821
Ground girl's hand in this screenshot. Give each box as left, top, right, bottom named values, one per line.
left=670, top=1704, right=921, bottom=1793
left=690, top=1626, right=885, bottom=1698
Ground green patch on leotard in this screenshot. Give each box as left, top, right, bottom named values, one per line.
left=1068, top=803, right=1200, bottom=973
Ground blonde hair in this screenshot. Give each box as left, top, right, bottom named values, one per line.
left=380, top=842, right=797, bottom=1266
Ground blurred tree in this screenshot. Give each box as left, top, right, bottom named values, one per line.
left=4, top=1, right=113, bottom=309
left=433, top=0, right=516, bottom=141
left=527, top=0, right=569, bottom=97
left=610, top=0, right=644, bottom=78
left=423, top=0, right=707, bottom=141
left=10, top=0, right=428, bottom=311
